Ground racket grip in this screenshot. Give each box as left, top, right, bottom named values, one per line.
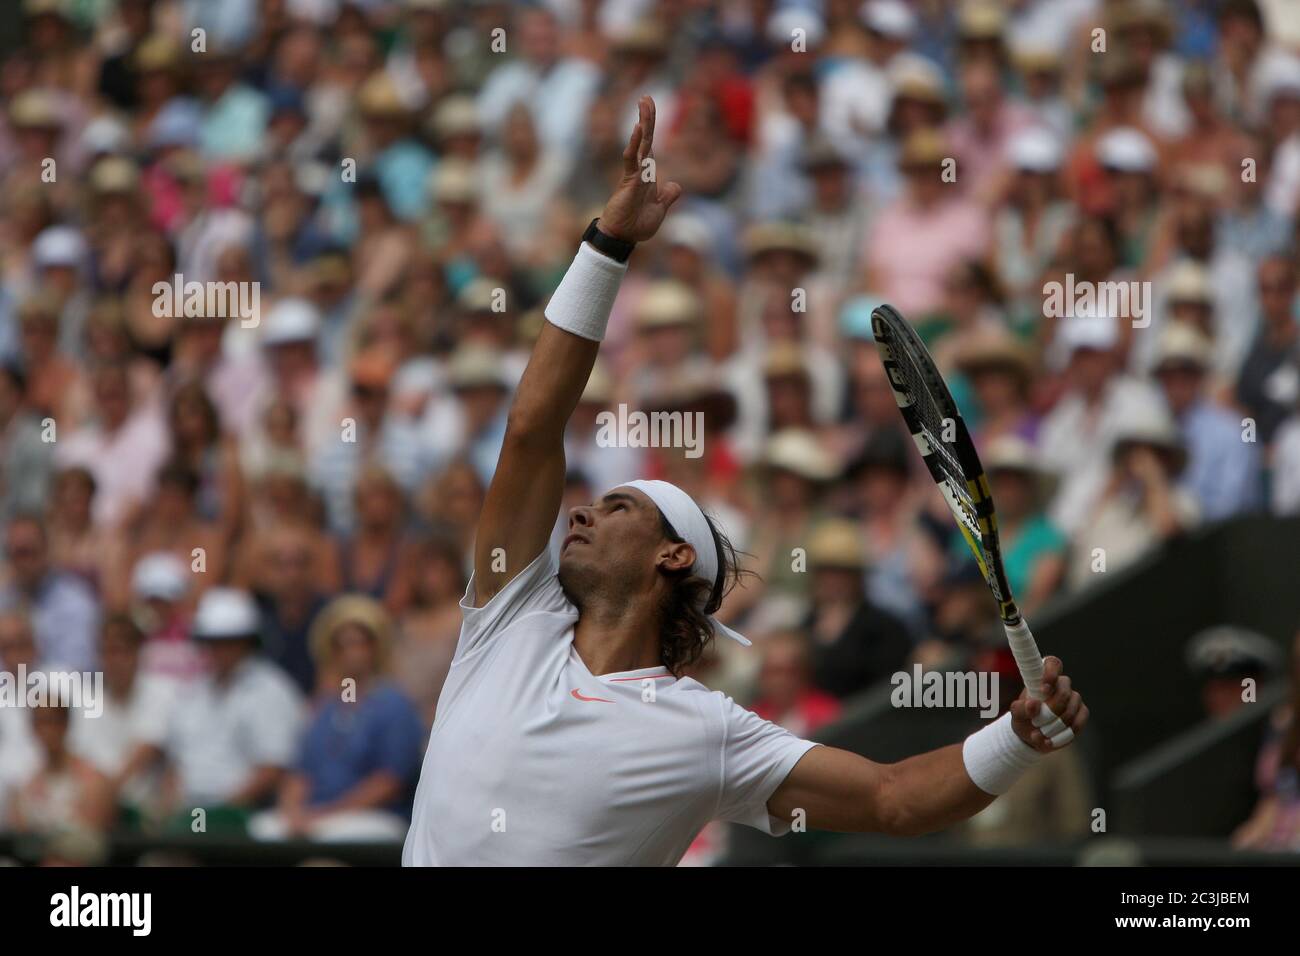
left=1004, top=618, right=1045, bottom=701
left=1003, top=618, right=1073, bottom=747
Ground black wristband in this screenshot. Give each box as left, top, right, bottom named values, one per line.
left=582, top=218, right=636, bottom=263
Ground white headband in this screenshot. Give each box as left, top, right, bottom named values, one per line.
left=611, top=480, right=752, bottom=647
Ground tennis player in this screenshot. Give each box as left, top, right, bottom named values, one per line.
left=402, top=98, right=1088, bottom=867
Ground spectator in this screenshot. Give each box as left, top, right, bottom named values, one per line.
left=167, top=380, right=247, bottom=545
left=53, top=361, right=169, bottom=529
left=0, top=610, right=42, bottom=816
left=250, top=596, right=423, bottom=842
left=803, top=518, right=913, bottom=699
left=0, top=514, right=99, bottom=671
left=980, top=437, right=1067, bottom=616
left=6, top=699, right=115, bottom=838
left=1236, top=255, right=1300, bottom=450
left=1065, top=405, right=1201, bottom=592
left=336, top=465, right=415, bottom=612
left=1188, top=625, right=1284, bottom=722
left=847, top=429, right=944, bottom=632
left=0, top=360, right=52, bottom=527
left=69, top=614, right=179, bottom=828
left=952, top=331, right=1037, bottom=448
left=1153, top=323, right=1262, bottom=520
left=254, top=524, right=331, bottom=696
left=161, top=588, right=303, bottom=831
left=1040, top=309, right=1162, bottom=536
left=750, top=630, right=843, bottom=737
left=129, top=550, right=204, bottom=683
left=864, top=128, right=990, bottom=319
left=1234, top=628, right=1300, bottom=849
left=395, top=533, right=468, bottom=727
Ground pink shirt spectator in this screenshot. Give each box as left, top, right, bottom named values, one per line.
left=55, top=410, right=170, bottom=529
left=865, top=197, right=990, bottom=317
left=945, top=104, right=1039, bottom=199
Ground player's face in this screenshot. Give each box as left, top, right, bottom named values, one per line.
left=558, top=488, right=687, bottom=607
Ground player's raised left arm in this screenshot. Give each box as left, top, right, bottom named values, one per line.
left=768, top=657, right=1088, bottom=835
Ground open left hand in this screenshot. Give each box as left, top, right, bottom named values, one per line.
left=1010, top=655, right=1089, bottom=753
left=597, top=95, right=683, bottom=243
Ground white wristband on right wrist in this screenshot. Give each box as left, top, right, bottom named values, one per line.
left=962, top=712, right=1042, bottom=796
left=543, top=241, right=629, bottom=342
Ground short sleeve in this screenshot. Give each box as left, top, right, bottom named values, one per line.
left=717, top=696, right=819, bottom=835
left=455, top=546, right=572, bottom=660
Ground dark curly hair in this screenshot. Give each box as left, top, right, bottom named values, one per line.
left=655, top=510, right=752, bottom=676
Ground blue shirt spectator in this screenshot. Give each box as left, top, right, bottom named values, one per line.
left=0, top=515, right=99, bottom=672
left=297, top=681, right=424, bottom=815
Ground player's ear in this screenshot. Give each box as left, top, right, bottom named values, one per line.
left=656, top=541, right=696, bottom=574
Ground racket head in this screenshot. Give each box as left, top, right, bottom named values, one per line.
left=869, top=304, right=1022, bottom=626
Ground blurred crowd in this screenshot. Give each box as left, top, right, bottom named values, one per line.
left=1, top=0, right=1300, bottom=856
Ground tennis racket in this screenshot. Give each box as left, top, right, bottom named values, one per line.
left=870, top=304, right=1072, bottom=746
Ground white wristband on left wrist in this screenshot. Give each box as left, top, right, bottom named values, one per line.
left=543, top=241, right=628, bottom=342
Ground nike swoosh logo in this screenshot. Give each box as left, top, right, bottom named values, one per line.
left=571, top=688, right=615, bottom=704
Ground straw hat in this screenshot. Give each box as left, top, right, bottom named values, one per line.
left=954, top=332, right=1035, bottom=390
left=309, top=594, right=395, bottom=672
left=742, top=222, right=820, bottom=263
left=1111, top=403, right=1187, bottom=473
left=356, top=71, right=410, bottom=118
left=635, top=281, right=702, bottom=329
left=1164, top=261, right=1213, bottom=307
left=428, top=159, right=478, bottom=204
left=899, top=128, right=950, bottom=169
left=764, top=428, right=840, bottom=482
left=807, top=518, right=867, bottom=570
left=447, top=346, right=507, bottom=391
left=984, top=435, right=1058, bottom=504
left=1152, top=322, right=1213, bottom=371
left=9, top=89, right=62, bottom=130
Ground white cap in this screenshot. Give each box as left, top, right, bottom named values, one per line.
left=1008, top=126, right=1063, bottom=172
left=1058, top=308, right=1119, bottom=353
left=861, top=0, right=916, bottom=39
left=767, top=7, right=825, bottom=47
left=192, top=588, right=262, bottom=640
left=663, top=213, right=713, bottom=254
left=131, top=552, right=190, bottom=602
left=1113, top=402, right=1183, bottom=452
left=80, top=115, right=130, bottom=156
left=1095, top=127, right=1158, bottom=173
left=32, top=226, right=86, bottom=269
left=261, top=298, right=321, bottom=347
left=392, top=360, right=442, bottom=398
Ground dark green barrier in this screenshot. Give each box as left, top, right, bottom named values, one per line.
left=1111, top=683, right=1287, bottom=838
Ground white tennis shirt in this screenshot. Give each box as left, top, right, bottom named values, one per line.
left=402, top=547, right=819, bottom=866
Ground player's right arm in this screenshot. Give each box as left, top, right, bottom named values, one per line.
left=768, top=657, right=1088, bottom=835
left=471, top=96, right=681, bottom=607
